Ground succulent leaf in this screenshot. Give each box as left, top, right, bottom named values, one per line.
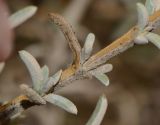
left=41, top=70, right=62, bottom=94
left=145, top=0, right=155, bottom=15
left=20, top=84, right=46, bottom=104
left=86, top=95, right=108, bottom=125
left=94, top=74, right=110, bottom=86
left=146, top=32, right=160, bottom=49
left=90, top=64, right=113, bottom=75
left=81, top=33, right=95, bottom=63
left=41, top=65, right=49, bottom=83
left=9, top=6, right=37, bottom=28
left=44, top=94, right=78, bottom=114
left=137, top=3, right=149, bottom=30
left=19, top=50, right=43, bottom=92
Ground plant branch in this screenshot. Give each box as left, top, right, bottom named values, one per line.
left=0, top=9, right=160, bottom=124
left=84, top=10, right=160, bottom=70
left=49, top=13, right=81, bottom=68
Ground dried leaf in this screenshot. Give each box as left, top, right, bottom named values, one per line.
left=9, top=6, right=37, bottom=28
left=89, top=64, right=113, bottom=75
left=0, top=62, right=5, bottom=73
left=41, top=70, right=62, bottom=94
left=19, top=50, right=43, bottom=92
left=137, top=3, right=149, bottom=30
left=81, top=33, right=95, bottom=63
left=146, top=32, right=160, bottom=49
left=94, top=74, right=109, bottom=86
left=86, top=95, right=108, bottom=125
left=145, top=0, right=155, bottom=15
left=44, top=94, right=77, bottom=114
left=20, top=84, right=46, bottom=104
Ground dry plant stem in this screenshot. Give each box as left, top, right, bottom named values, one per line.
left=57, top=10, right=160, bottom=88
left=45, top=0, right=92, bottom=72
left=84, top=28, right=137, bottom=70
left=49, top=13, right=81, bottom=69
left=0, top=95, right=30, bottom=122
left=84, top=10, right=160, bottom=70
left=1, top=10, right=160, bottom=123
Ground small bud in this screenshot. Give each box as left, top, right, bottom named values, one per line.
left=134, top=35, right=148, bottom=44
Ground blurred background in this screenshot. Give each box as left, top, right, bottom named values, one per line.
left=1, top=0, right=160, bottom=125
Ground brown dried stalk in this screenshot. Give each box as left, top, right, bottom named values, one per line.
left=84, top=10, right=160, bottom=70
left=0, top=10, right=160, bottom=124
left=49, top=13, right=81, bottom=69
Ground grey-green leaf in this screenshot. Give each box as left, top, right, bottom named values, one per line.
left=44, top=94, right=77, bottom=115
left=86, top=95, right=108, bottom=125
left=146, top=32, right=160, bottom=49
left=9, top=6, right=37, bottom=28
left=81, top=33, right=95, bottom=63
left=41, top=70, right=62, bottom=94
left=41, top=65, right=49, bottom=83
left=94, top=74, right=109, bottom=86
left=145, top=0, right=155, bottom=15
left=20, top=84, right=46, bottom=104
left=137, top=3, right=149, bottom=30
left=19, top=50, right=43, bottom=92
left=90, top=64, right=113, bottom=75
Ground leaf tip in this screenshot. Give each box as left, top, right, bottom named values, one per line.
left=100, top=94, right=107, bottom=103
left=71, top=105, right=78, bottom=115
left=88, top=33, right=95, bottom=41
left=136, top=2, right=149, bottom=30
left=19, top=50, right=27, bottom=57
left=28, top=6, right=38, bottom=13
